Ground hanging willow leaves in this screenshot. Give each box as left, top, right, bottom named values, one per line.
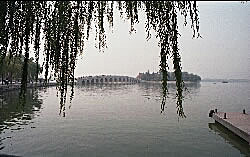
left=0, top=1, right=200, bottom=117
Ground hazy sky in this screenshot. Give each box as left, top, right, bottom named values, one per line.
left=74, top=2, right=250, bottom=80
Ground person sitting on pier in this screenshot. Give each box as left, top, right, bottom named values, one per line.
left=209, top=110, right=215, bottom=117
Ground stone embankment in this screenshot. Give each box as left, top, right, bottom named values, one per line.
left=0, top=82, right=57, bottom=92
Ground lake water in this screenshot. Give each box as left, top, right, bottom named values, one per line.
left=0, top=82, right=250, bottom=157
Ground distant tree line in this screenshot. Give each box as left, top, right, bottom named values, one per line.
left=137, top=70, right=201, bottom=82
left=0, top=55, right=41, bottom=85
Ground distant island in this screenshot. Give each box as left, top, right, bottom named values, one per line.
left=136, top=70, right=201, bottom=82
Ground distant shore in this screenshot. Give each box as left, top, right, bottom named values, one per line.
left=201, top=79, right=250, bottom=83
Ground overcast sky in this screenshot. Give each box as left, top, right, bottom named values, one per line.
left=74, top=2, right=250, bottom=80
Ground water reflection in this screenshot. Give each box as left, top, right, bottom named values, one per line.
left=29, top=81, right=202, bottom=118
left=75, top=82, right=201, bottom=118
left=0, top=88, right=43, bottom=149
left=57, top=84, right=133, bottom=117
left=76, top=83, right=134, bottom=96
left=138, top=82, right=201, bottom=96
left=138, top=82, right=201, bottom=116
left=208, top=122, right=250, bottom=156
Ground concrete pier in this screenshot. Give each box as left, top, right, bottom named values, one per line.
left=211, top=111, right=250, bottom=144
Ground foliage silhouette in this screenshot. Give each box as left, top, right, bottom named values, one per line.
left=0, top=1, right=200, bottom=117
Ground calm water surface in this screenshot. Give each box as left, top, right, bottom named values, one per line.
left=0, top=82, right=250, bottom=157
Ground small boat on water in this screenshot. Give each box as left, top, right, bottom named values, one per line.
left=222, top=81, right=228, bottom=83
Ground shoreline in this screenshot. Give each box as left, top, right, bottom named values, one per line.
left=0, top=82, right=58, bottom=93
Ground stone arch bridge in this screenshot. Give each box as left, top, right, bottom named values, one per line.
left=77, top=75, right=139, bottom=85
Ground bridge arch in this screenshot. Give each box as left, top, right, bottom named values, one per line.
left=77, top=75, right=138, bottom=85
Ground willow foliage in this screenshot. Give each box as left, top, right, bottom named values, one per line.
left=0, top=1, right=200, bottom=117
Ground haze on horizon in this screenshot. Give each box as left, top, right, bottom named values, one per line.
left=74, top=2, right=250, bottom=80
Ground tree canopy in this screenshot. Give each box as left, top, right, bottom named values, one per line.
left=0, top=55, right=41, bottom=84
left=0, top=1, right=200, bottom=117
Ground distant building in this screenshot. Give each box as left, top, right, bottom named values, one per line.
left=136, top=70, right=201, bottom=82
